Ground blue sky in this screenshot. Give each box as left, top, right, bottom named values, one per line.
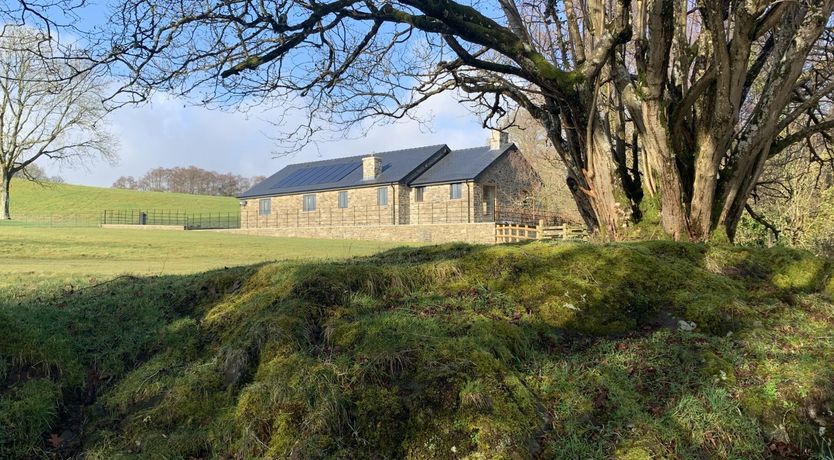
left=46, top=91, right=487, bottom=186
left=37, top=2, right=488, bottom=187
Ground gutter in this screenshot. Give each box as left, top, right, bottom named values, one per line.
left=238, top=181, right=400, bottom=200
left=391, top=184, right=397, bottom=225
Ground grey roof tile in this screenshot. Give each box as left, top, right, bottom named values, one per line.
left=408, top=144, right=514, bottom=186
left=238, top=144, right=447, bottom=198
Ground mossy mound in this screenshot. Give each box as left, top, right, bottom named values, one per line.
left=2, top=242, right=833, bottom=458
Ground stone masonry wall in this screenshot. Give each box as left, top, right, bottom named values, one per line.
left=472, top=148, right=542, bottom=223
left=241, top=184, right=402, bottom=228
left=409, top=182, right=473, bottom=225
left=218, top=222, right=496, bottom=244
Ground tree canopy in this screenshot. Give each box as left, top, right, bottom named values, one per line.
left=94, top=0, right=834, bottom=239
left=0, top=26, right=115, bottom=219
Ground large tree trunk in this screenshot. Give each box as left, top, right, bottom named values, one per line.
left=639, top=104, right=690, bottom=240
left=537, top=101, right=637, bottom=239
left=584, top=120, right=630, bottom=239
left=688, top=134, right=725, bottom=241
left=1, top=169, right=11, bottom=220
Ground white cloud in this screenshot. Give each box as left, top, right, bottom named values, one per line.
left=46, top=91, right=488, bottom=187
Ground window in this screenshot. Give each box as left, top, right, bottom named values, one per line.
left=338, top=191, right=348, bottom=209
left=377, top=187, right=388, bottom=206
left=259, top=198, right=271, bottom=216
left=450, top=183, right=463, bottom=200
left=303, top=194, right=316, bottom=212
left=482, top=185, right=496, bottom=215
left=414, top=186, right=425, bottom=202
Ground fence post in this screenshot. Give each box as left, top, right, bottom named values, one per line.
left=537, top=219, right=544, bottom=240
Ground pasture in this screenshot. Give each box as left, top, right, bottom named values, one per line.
left=0, top=225, right=403, bottom=288
left=6, top=179, right=239, bottom=215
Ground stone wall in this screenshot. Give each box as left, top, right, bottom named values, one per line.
left=473, top=148, right=542, bottom=222
left=408, top=148, right=542, bottom=225
left=217, top=222, right=497, bottom=244
left=241, top=184, right=402, bottom=228
left=409, top=182, right=473, bottom=224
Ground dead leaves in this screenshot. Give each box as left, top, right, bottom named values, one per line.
left=48, top=433, right=63, bottom=448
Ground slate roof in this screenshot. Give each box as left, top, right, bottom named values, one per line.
left=238, top=144, right=448, bottom=198
left=409, top=144, right=514, bottom=186
left=238, top=142, right=516, bottom=199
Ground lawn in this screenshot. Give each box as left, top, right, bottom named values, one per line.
left=0, top=226, right=403, bottom=287
left=6, top=179, right=239, bottom=215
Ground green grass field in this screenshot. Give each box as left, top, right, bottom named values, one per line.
left=0, top=226, right=402, bottom=287
left=7, top=179, right=239, bottom=215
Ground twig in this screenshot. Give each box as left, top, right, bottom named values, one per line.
left=744, top=204, right=780, bottom=240
left=86, top=274, right=141, bottom=290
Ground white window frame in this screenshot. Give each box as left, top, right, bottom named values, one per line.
left=259, top=198, right=271, bottom=216
left=302, top=194, right=317, bottom=212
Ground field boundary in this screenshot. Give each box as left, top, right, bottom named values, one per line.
left=216, top=222, right=497, bottom=244
left=101, top=224, right=186, bottom=231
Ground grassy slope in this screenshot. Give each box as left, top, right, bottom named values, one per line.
left=1, top=242, right=833, bottom=459
left=0, top=227, right=403, bottom=283
left=7, top=179, right=238, bottom=214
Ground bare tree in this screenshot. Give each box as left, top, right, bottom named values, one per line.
left=113, top=166, right=261, bottom=196
left=0, top=26, right=115, bottom=219
left=112, top=175, right=137, bottom=189
left=507, top=109, right=582, bottom=223
left=108, top=0, right=834, bottom=240
left=0, top=1, right=87, bottom=38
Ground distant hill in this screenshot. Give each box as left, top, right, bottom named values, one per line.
left=8, top=179, right=239, bottom=215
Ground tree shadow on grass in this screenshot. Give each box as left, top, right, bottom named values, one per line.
left=0, top=264, right=260, bottom=458
left=0, top=241, right=832, bottom=458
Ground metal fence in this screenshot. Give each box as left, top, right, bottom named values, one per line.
left=241, top=206, right=398, bottom=228
left=102, top=209, right=240, bottom=229
left=2, top=209, right=240, bottom=229
left=2, top=206, right=573, bottom=232
left=2, top=212, right=103, bottom=227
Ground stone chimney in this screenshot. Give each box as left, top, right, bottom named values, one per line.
left=490, top=130, right=509, bottom=150
left=362, top=155, right=382, bottom=180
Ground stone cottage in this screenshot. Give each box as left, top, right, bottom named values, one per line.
left=236, top=132, right=543, bottom=243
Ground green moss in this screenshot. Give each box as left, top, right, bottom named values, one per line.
left=528, top=51, right=584, bottom=87
left=614, top=445, right=653, bottom=460
left=2, top=242, right=834, bottom=457
left=700, top=351, right=737, bottom=386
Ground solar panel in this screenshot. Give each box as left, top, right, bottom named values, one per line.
left=272, top=162, right=360, bottom=189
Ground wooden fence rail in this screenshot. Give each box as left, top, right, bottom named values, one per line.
left=495, top=220, right=587, bottom=243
